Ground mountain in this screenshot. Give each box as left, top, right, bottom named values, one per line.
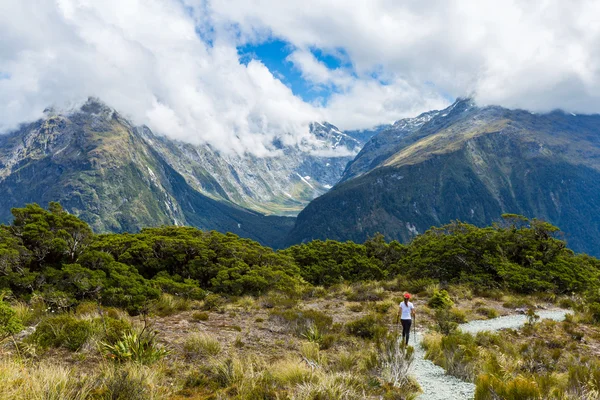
left=0, top=99, right=298, bottom=247
left=286, top=99, right=600, bottom=256
left=143, top=120, right=369, bottom=216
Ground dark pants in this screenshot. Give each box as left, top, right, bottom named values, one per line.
left=401, top=318, right=412, bottom=344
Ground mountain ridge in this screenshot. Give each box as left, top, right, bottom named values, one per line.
left=286, top=99, right=600, bottom=256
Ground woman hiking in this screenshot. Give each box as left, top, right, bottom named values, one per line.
left=398, top=292, right=416, bottom=345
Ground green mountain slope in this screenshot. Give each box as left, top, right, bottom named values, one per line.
left=0, top=100, right=293, bottom=247
left=286, top=99, right=600, bottom=255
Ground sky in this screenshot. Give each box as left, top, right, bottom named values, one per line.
left=1, top=0, right=600, bottom=155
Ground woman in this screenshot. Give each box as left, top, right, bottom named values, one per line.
left=398, top=292, right=416, bottom=345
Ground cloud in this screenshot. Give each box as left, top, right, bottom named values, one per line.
left=208, top=0, right=600, bottom=114
left=1, top=0, right=600, bottom=154
left=0, top=0, right=322, bottom=155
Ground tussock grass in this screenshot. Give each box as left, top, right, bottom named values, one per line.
left=0, top=359, right=172, bottom=400
left=151, top=293, right=191, bottom=317
left=184, top=332, right=222, bottom=357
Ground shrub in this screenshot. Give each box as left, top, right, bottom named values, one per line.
left=300, top=341, right=324, bottom=365
left=448, top=307, right=467, bottom=323
left=0, top=301, right=23, bottom=340
left=346, top=314, right=387, bottom=340
left=202, top=293, right=225, bottom=311
left=375, top=332, right=415, bottom=389
left=428, top=290, right=454, bottom=310
left=502, top=295, right=533, bottom=309
left=101, top=317, right=132, bottom=344
left=191, top=311, right=209, bottom=321
left=75, top=301, right=101, bottom=316
left=425, top=330, right=479, bottom=380
left=30, top=314, right=94, bottom=351
left=347, top=303, right=364, bottom=312
left=434, top=309, right=459, bottom=335
left=475, top=307, right=499, bottom=319
left=371, top=300, right=395, bottom=314
left=476, top=374, right=541, bottom=400
left=260, top=292, right=299, bottom=309
left=346, top=283, right=386, bottom=302
left=184, top=332, right=222, bottom=358
left=270, top=308, right=334, bottom=336
left=405, top=278, right=438, bottom=294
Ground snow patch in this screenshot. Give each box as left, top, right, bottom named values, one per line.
left=296, top=173, right=315, bottom=189
left=406, top=222, right=419, bottom=235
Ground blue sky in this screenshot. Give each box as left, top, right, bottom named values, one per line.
left=238, top=40, right=352, bottom=105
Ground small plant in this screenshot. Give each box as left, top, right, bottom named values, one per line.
left=347, top=303, right=364, bottom=312
left=152, top=293, right=191, bottom=316
left=184, top=332, right=222, bottom=357
left=371, top=300, right=395, bottom=314
left=101, top=324, right=168, bottom=364
left=375, top=332, right=415, bottom=388
left=526, top=308, right=540, bottom=326
left=191, top=311, right=209, bottom=321
left=235, top=295, right=257, bottom=311
left=300, top=341, right=324, bottom=366
left=302, top=323, right=324, bottom=345
left=475, top=307, right=499, bottom=319
left=428, top=290, right=454, bottom=309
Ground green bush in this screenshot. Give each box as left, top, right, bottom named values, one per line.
left=202, top=294, right=225, bottom=311
left=30, top=314, right=94, bottom=351
left=102, top=317, right=132, bottom=344
left=346, top=314, right=387, bottom=339
left=0, top=301, right=23, bottom=340
left=405, top=278, right=438, bottom=294
left=191, top=311, right=209, bottom=321
left=475, top=307, right=499, bottom=319
left=434, top=309, right=459, bottom=335
left=428, top=290, right=454, bottom=310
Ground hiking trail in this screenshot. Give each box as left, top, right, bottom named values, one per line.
left=409, top=309, right=570, bottom=400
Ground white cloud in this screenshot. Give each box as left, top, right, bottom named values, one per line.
left=286, top=49, right=353, bottom=90
left=2, top=0, right=600, bottom=155
left=209, top=0, right=600, bottom=114
left=0, top=0, right=322, bottom=155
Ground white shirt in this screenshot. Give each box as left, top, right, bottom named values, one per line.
left=400, top=301, right=415, bottom=320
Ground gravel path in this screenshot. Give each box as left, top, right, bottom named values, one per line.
left=410, top=309, right=570, bottom=400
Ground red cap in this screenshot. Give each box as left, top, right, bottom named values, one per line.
left=404, top=293, right=411, bottom=299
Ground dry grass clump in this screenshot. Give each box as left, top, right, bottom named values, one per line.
left=0, top=359, right=171, bottom=400
left=151, top=294, right=192, bottom=317
left=184, top=332, right=222, bottom=358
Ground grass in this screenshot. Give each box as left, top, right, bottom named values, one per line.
left=184, top=332, right=222, bottom=358
left=3, top=283, right=599, bottom=400
left=151, top=294, right=192, bottom=317
left=0, top=359, right=171, bottom=400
